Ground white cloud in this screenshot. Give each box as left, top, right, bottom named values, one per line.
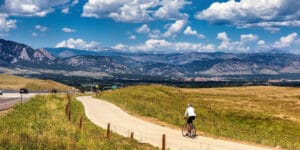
left=129, top=34, right=136, bottom=40
left=136, top=24, right=150, bottom=34
left=264, top=27, right=280, bottom=33
left=0, top=13, right=16, bottom=34
left=216, top=32, right=256, bottom=52
left=217, top=32, right=230, bottom=50
left=163, top=19, right=187, bottom=37
left=274, top=32, right=298, bottom=48
left=153, top=0, right=190, bottom=20
left=35, top=25, right=47, bottom=32
left=3, top=0, right=71, bottom=17
left=62, top=7, right=69, bottom=14
left=240, top=34, right=258, bottom=43
left=55, top=38, right=100, bottom=50
left=112, top=43, right=126, bottom=50
left=127, top=39, right=216, bottom=53
left=61, top=0, right=78, bottom=14
left=62, top=27, right=76, bottom=33
left=72, top=0, right=79, bottom=5
left=196, top=0, right=300, bottom=30
left=257, top=40, right=266, bottom=46
left=82, top=0, right=191, bottom=22
left=183, top=26, right=205, bottom=39
left=108, top=2, right=153, bottom=23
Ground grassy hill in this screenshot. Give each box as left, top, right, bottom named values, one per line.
left=0, top=74, right=71, bottom=91
left=0, top=94, right=156, bottom=149
left=97, top=85, right=300, bottom=149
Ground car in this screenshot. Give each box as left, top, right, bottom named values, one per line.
left=0, top=90, right=2, bottom=95
left=19, top=88, right=29, bottom=94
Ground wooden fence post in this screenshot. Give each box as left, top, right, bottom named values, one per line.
left=79, top=116, right=83, bottom=129
left=162, top=134, right=166, bottom=150
left=107, top=123, right=111, bottom=140
left=130, top=132, right=134, bottom=140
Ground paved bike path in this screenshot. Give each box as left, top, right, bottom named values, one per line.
left=77, top=96, right=273, bottom=150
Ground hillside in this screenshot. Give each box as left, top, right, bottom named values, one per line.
left=97, top=85, right=300, bottom=149
left=0, top=74, right=72, bottom=91
left=0, top=95, right=156, bottom=149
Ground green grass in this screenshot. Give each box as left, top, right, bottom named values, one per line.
left=97, top=85, right=300, bottom=150
left=0, top=94, right=157, bottom=150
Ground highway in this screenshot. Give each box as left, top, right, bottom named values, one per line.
left=0, top=93, right=36, bottom=111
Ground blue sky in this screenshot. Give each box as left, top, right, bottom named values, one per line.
left=0, top=0, right=299, bottom=53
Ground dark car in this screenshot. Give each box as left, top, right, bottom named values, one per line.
left=0, top=90, right=2, bottom=95
left=19, top=88, right=29, bottom=94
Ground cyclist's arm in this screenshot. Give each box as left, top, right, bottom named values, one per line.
left=184, top=109, right=188, bottom=118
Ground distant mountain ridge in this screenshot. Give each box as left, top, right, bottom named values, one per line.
left=1, top=39, right=300, bottom=79
left=45, top=47, right=124, bottom=58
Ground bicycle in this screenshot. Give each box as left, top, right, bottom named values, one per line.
left=182, top=118, right=196, bottom=138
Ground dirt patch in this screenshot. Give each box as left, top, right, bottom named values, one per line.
left=0, top=108, right=13, bottom=116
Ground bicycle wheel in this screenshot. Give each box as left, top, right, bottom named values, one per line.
left=182, top=124, right=188, bottom=137
left=190, top=124, right=196, bottom=138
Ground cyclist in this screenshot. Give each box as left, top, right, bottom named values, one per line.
left=184, top=103, right=196, bottom=136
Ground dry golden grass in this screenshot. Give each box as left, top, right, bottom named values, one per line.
left=181, top=86, right=300, bottom=122
left=98, top=85, right=300, bottom=149
left=0, top=74, right=72, bottom=91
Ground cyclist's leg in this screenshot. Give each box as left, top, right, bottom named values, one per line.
left=187, top=117, right=192, bottom=134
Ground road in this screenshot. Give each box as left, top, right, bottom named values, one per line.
left=77, top=96, right=273, bottom=150
left=0, top=93, right=36, bottom=110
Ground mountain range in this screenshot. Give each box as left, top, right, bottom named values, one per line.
left=0, top=39, right=300, bottom=79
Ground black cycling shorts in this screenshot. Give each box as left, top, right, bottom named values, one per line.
left=187, top=116, right=195, bottom=124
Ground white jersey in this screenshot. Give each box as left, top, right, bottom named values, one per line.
left=184, top=107, right=196, bottom=117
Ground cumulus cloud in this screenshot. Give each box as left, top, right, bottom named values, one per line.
left=56, top=38, right=100, bottom=50
left=136, top=24, right=150, bottom=34
left=126, top=39, right=215, bottom=53
left=112, top=43, right=126, bottom=50
left=35, top=25, right=47, bottom=32
left=153, top=0, right=190, bottom=20
left=2, top=0, right=72, bottom=17
left=217, top=32, right=231, bottom=50
left=163, top=19, right=187, bottom=37
left=240, top=34, right=258, bottom=43
left=183, top=26, right=205, bottom=39
left=274, top=32, right=298, bottom=48
left=0, top=13, right=16, bottom=35
left=216, top=32, right=258, bottom=52
left=62, top=27, right=76, bottom=33
left=257, top=40, right=266, bottom=46
left=82, top=0, right=191, bottom=22
left=196, top=0, right=300, bottom=31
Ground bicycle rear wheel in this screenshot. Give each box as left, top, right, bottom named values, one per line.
left=190, top=124, right=196, bottom=138
left=182, top=124, right=188, bottom=137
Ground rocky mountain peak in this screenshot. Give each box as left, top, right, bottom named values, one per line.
left=34, top=48, right=56, bottom=61
left=19, top=48, right=31, bottom=61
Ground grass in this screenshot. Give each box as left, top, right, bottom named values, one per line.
left=97, top=85, right=300, bottom=150
left=0, top=74, right=72, bottom=91
left=0, top=94, right=157, bottom=149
